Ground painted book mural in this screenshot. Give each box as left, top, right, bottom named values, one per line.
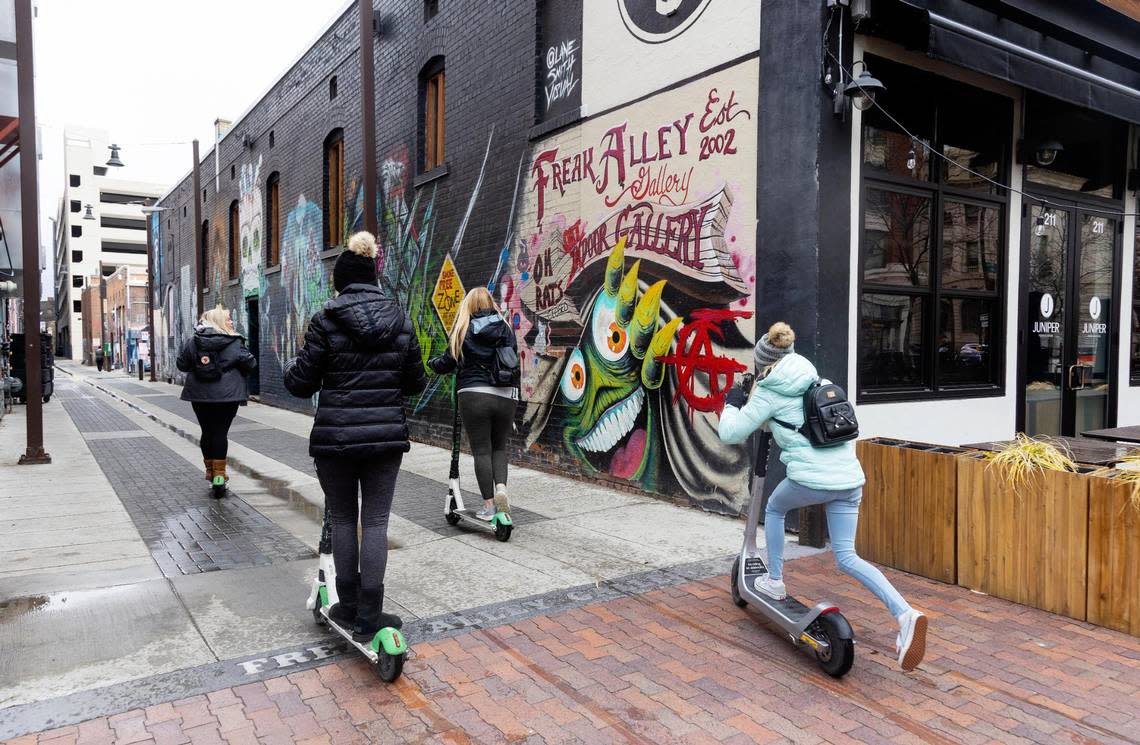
left=501, top=58, right=759, bottom=512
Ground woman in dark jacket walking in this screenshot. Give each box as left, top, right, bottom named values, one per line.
left=428, top=287, right=517, bottom=521
left=176, top=307, right=257, bottom=497
left=284, top=231, right=427, bottom=642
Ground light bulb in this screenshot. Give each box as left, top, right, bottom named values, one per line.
left=906, top=147, right=917, bottom=172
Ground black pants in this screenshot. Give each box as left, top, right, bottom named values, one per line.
left=191, top=402, right=239, bottom=459
left=458, top=392, right=515, bottom=501
left=95, top=357, right=104, bottom=372
left=315, top=453, right=402, bottom=594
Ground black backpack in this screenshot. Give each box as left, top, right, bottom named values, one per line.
left=773, top=379, right=858, bottom=447
left=489, top=344, right=520, bottom=387
left=193, top=340, right=223, bottom=382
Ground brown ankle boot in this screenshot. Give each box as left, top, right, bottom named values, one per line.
left=204, top=458, right=215, bottom=482
left=213, top=459, right=228, bottom=484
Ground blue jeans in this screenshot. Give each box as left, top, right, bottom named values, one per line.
left=765, top=478, right=910, bottom=619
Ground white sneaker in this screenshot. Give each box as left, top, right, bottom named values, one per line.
left=475, top=506, right=496, bottom=521
left=493, top=484, right=510, bottom=514
left=896, top=609, right=928, bottom=671
left=755, top=575, right=787, bottom=601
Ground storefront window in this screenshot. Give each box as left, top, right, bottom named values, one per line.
left=858, top=56, right=1011, bottom=400
left=1130, top=226, right=1140, bottom=385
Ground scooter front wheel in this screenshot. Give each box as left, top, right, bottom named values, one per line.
left=810, top=613, right=854, bottom=678
left=494, top=523, right=512, bottom=542
left=730, top=557, right=747, bottom=608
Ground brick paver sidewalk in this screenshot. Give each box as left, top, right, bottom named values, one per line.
left=6, top=553, right=1139, bottom=745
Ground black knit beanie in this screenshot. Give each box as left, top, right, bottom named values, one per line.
left=333, top=250, right=377, bottom=292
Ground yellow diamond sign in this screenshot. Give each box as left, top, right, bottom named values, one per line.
left=432, top=254, right=466, bottom=333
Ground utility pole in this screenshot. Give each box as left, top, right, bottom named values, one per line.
left=15, top=0, right=50, bottom=464
left=359, top=0, right=378, bottom=236
left=192, top=139, right=203, bottom=318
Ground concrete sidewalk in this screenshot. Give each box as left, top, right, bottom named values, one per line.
left=1, top=361, right=810, bottom=736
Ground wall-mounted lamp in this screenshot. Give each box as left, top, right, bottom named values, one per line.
left=82, top=204, right=95, bottom=221
left=843, top=61, right=886, bottom=112
left=1017, top=138, right=1065, bottom=167
left=106, top=144, right=124, bottom=168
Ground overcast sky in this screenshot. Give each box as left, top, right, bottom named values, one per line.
left=33, top=0, right=346, bottom=273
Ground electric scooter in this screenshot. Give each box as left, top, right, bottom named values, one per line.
left=729, top=374, right=855, bottom=678
left=443, top=384, right=513, bottom=541
left=306, top=505, right=407, bottom=682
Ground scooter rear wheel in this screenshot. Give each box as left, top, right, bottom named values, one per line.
left=810, top=613, right=854, bottom=678
left=494, top=523, right=512, bottom=542
left=375, top=651, right=405, bottom=682
left=730, top=557, right=747, bottom=608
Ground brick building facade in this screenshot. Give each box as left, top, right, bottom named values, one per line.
left=154, top=1, right=1140, bottom=516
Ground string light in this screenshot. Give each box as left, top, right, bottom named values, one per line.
left=906, top=141, right=917, bottom=173
left=1034, top=213, right=1048, bottom=237
left=826, top=47, right=1140, bottom=220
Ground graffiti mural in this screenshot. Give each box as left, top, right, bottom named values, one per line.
left=239, top=156, right=264, bottom=299
left=508, top=58, right=758, bottom=512
left=266, top=195, right=327, bottom=367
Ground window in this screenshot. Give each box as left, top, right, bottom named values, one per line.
left=203, top=188, right=207, bottom=203
left=70, top=200, right=81, bottom=213
left=230, top=164, right=236, bottom=180
left=70, top=174, right=80, bottom=187
left=425, top=0, right=439, bottom=21
left=269, top=130, right=275, bottom=148
left=102, top=241, right=147, bottom=255
left=183, top=206, right=187, bottom=217
left=329, top=76, right=338, bottom=100
left=93, top=166, right=107, bottom=177
left=72, top=276, right=83, bottom=289
left=72, top=250, right=82, bottom=263
left=100, top=216, right=146, bottom=231
left=1131, top=224, right=1140, bottom=384
left=266, top=172, right=281, bottom=267
left=71, top=225, right=82, bottom=238
left=323, top=129, right=345, bottom=247
left=99, top=191, right=151, bottom=205
left=421, top=60, right=445, bottom=171
left=228, top=200, right=239, bottom=278
left=858, top=56, right=1011, bottom=401
left=73, top=300, right=82, bottom=314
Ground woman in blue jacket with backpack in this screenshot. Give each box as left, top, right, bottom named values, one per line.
left=718, top=321, right=928, bottom=671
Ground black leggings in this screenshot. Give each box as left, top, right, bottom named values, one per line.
left=192, top=402, right=239, bottom=459
left=458, top=392, right=515, bottom=501
left=315, top=453, right=402, bottom=593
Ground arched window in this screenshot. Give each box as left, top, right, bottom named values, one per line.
left=324, top=129, right=345, bottom=247
left=420, top=58, right=445, bottom=171
left=228, top=200, right=240, bottom=279
left=329, top=75, right=338, bottom=100
left=265, top=172, right=281, bottom=267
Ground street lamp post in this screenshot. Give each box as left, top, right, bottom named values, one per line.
left=192, top=139, right=203, bottom=318
left=15, top=0, right=50, bottom=464
left=359, top=0, right=378, bottom=236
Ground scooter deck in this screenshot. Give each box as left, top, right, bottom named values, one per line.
left=742, top=557, right=813, bottom=622
left=319, top=606, right=382, bottom=663
left=450, top=509, right=497, bottom=526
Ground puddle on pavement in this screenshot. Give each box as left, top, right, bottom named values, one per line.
left=0, top=586, right=138, bottom=624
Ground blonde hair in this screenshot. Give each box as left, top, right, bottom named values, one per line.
left=448, top=287, right=497, bottom=361
left=200, top=307, right=235, bottom=335
left=347, top=231, right=378, bottom=258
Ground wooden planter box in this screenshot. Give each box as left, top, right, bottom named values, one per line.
left=855, top=438, right=960, bottom=584
left=1087, top=470, right=1140, bottom=636
left=957, top=454, right=1092, bottom=621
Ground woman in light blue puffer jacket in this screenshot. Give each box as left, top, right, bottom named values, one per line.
left=718, top=321, right=928, bottom=672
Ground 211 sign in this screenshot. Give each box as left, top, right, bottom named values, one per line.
left=432, top=254, right=466, bottom=333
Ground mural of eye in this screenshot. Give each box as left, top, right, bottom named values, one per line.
left=592, top=295, right=628, bottom=362
left=561, top=348, right=586, bottom=402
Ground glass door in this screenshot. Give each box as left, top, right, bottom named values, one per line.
left=1023, top=203, right=1118, bottom=436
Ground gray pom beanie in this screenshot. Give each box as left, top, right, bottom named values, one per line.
left=754, top=321, right=796, bottom=370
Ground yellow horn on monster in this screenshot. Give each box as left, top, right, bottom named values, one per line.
left=617, top=260, right=640, bottom=326
left=641, top=317, right=682, bottom=390
left=604, top=235, right=628, bottom=297
left=630, top=280, right=666, bottom=360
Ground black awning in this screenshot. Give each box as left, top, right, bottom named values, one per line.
left=863, top=0, right=1140, bottom=124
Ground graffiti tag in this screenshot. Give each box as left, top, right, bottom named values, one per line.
left=545, top=39, right=579, bottom=111
left=660, top=308, right=752, bottom=412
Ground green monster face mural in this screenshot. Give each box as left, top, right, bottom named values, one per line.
left=557, top=238, right=681, bottom=487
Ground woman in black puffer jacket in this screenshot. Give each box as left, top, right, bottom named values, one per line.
left=177, top=306, right=257, bottom=497
left=284, top=231, right=426, bottom=642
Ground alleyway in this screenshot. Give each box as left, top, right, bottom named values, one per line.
left=1, top=364, right=1139, bottom=744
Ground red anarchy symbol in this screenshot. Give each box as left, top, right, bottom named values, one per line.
left=660, top=308, right=752, bottom=413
